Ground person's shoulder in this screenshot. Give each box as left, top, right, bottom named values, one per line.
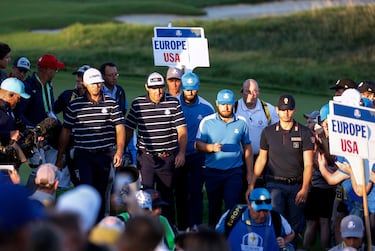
left=197, top=96, right=214, bottom=108
left=201, top=113, right=216, bottom=122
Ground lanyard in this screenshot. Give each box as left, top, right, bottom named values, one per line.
left=36, top=74, right=53, bottom=114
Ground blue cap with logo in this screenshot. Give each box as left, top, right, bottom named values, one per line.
left=181, top=72, right=200, bottom=91
left=217, top=89, right=235, bottom=105
left=249, top=188, right=272, bottom=211
left=1, top=77, right=30, bottom=99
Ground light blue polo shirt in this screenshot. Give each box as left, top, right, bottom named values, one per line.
left=196, top=113, right=251, bottom=170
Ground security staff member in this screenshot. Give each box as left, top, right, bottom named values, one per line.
left=124, top=72, right=187, bottom=224
left=248, top=94, right=314, bottom=247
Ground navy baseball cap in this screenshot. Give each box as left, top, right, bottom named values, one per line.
left=277, top=94, right=295, bottom=110
left=249, top=188, right=272, bottom=211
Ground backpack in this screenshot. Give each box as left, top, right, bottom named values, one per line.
left=224, top=204, right=282, bottom=237
left=234, top=100, right=271, bottom=125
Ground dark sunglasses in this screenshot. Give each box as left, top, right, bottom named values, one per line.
left=251, top=199, right=271, bottom=205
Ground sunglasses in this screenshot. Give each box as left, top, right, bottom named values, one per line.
left=251, top=199, right=271, bottom=205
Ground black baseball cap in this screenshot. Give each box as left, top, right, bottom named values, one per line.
left=329, top=78, right=357, bottom=90
left=277, top=94, right=295, bottom=110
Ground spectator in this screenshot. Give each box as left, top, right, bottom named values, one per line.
left=234, top=79, right=279, bottom=188
left=0, top=42, right=11, bottom=82
left=124, top=71, right=187, bottom=223
left=329, top=78, right=357, bottom=97
left=117, top=214, right=165, bottom=251
left=183, top=229, right=230, bottom=251
left=56, top=68, right=125, bottom=219
left=176, top=72, right=215, bottom=230
left=29, top=163, right=59, bottom=207
left=329, top=215, right=375, bottom=251
left=358, top=80, right=375, bottom=107
left=0, top=78, right=30, bottom=171
left=47, top=211, right=87, bottom=251
left=16, top=54, right=65, bottom=193
left=99, top=62, right=127, bottom=115
left=118, top=190, right=176, bottom=251
left=53, top=64, right=90, bottom=186
left=303, top=104, right=337, bottom=250
left=17, top=53, right=64, bottom=128
left=89, top=216, right=125, bottom=247
left=216, top=187, right=295, bottom=251
left=56, top=184, right=101, bottom=234
left=8, top=56, right=30, bottom=81
left=195, top=89, right=253, bottom=227
left=248, top=94, right=314, bottom=248
left=0, top=183, right=44, bottom=251
left=165, top=67, right=183, bottom=97
left=28, top=222, right=64, bottom=251
left=54, top=64, right=90, bottom=115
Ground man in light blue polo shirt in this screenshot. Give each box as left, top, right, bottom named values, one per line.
left=195, top=89, right=253, bottom=226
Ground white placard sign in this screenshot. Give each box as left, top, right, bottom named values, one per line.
left=152, top=27, right=209, bottom=70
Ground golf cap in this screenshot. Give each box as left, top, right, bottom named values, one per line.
left=277, top=94, right=295, bottom=110
left=329, top=78, right=357, bottom=90
left=37, top=54, right=65, bottom=69
left=72, top=65, right=91, bottom=75
left=147, top=72, right=165, bottom=88
left=1, top=77, right=30, bottom=99
left=217, top=89, right=235, bottom=105
left=249, top=188, right=272, bottom=211
left=358, top=80, right=375, bottom=94
left=166, top=67, right=183, bottom=80
left=135, top=190, right=152, bottom=211
left=83, top=68, right=104, bottom=85
left=340, top=215, right=364, bottom=238
left=319, top=103, right=330, bottom=122
left=181, top=72, right=200, bottom=91
left=303, top=110, right=320, bottom=121
left=13, top=56, right=30, bottom=71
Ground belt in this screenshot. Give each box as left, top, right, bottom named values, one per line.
left=78, top=148, right=111, bottom=154
left=267, top=175, right=302, bottom=185
left=142, top=150, right=174, bottom=158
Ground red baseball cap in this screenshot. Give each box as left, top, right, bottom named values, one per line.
left=37, top=54, right=65, bottom=69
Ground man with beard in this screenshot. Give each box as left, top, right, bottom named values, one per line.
left=195, top=89, right=253, bottom=227
left=175, top=72, right=214, bottom=230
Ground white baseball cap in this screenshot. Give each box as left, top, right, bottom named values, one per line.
left=83, top=68, right=104, bottom=85
left=147, top=72, right=165, bottom=88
